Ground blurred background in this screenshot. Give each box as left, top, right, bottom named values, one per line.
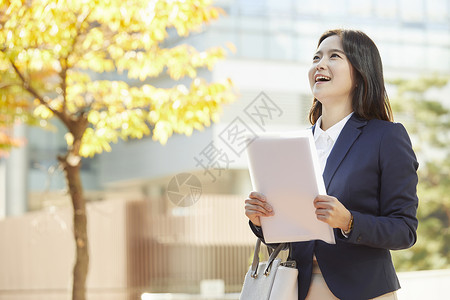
left=0, top=0, right=449, bottom=299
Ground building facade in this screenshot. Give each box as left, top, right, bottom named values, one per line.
left=2, top=0, right=450, bottom=223
left=0, top=0, right=449, bottom=297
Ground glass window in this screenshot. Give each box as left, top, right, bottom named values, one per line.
left=427, top=46, right=449, bottom=71
left=348, top=0, right=373, bottom=18
left=294, top=20, right=325, bottom=38
left=268, top=33, right=295, bottom=61
left=267, top=17, right=295, bottom=60
left=400, top=44, right=426, bottom=69
left=295, top=0, right=346, bottom=16
left=425, top=29, right=450, bottom=47
left=266, top=0, right=294, bottom=16
left=268, top=16, right=292, bottom=31
left=236, top=17, right=267, bottom=59
left=237, top=0, right=265, bottom=16
left=239, top=16, right=265, bottom=31
left=239, top=32, right=266, bottom=59
left=425, top=0, right=449, bottom=23
left=297, top=1, right=320, bottom=15
left=400, top=28, right=426, bottom=44
left=374, top=0, right=398, bottom=19
left=399, top=0, right=425, bottom=23
left=368, top=26, right=401, bottom=45
left=318, top=0, right=347, bottom=16
left=380, top=43, right=403, bottom=69
left=294, top=36, right=318, bottom=63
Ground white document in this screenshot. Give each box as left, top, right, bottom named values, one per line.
left=246, top=130, right=335, bottom=244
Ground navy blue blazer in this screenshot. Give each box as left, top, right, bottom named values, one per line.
left=250, top=114, right=419, bottom=300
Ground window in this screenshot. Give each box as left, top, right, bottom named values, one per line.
left=425, top=0, right=449, bottom=23
left=348, top=0, right=373, bottom=18
left=400, top=0, right=425, bottom=23
left=374, top=0, right=398, bottom=19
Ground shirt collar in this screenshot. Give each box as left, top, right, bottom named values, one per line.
left=314, top=112, right=354, bottom=143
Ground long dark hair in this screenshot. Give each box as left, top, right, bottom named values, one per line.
left=308, top=29, right=393, bottom=124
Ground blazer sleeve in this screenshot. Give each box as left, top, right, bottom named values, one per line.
left=249, top=221, right=290, bottom=251
left=340, top=123, right=419, bottom=250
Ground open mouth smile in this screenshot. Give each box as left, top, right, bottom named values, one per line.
left=315, top=75, right=331, bottom=82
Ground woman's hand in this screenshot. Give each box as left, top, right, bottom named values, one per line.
left=245, top=191, right=274, bottom=227
left=314, top=195, right=352, bottom=231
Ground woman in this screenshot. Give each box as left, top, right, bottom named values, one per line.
left=244, top=29, right=419, bottom=300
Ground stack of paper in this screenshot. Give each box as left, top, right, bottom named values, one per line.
left=246, top=130, right=335, bottom=244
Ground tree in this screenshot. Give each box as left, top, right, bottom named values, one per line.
left=0, top=100, right=21, bottom=157
left=0, top=93, right=37, bottom=156
left=389, top=75, right=450, bottom=271
left=0, top=0, right=235, bottom=299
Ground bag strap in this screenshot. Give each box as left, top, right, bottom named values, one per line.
left=250, top=238, right=286, bottom=278
left=250, top=239, right=262, bottom=278
left=263, top=243, right=285, bottom=276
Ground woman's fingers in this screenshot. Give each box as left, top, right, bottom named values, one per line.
left=248, top=191, right=267, bottom=202
left=247, top=191, right=272, bottom=212
left=314, top=196, right=334, bottom=219
left=313, top=195, right=351, bottom=230
left=245, top=197, right=273, bottom=214
left=244, top=192, right=274, bottom=226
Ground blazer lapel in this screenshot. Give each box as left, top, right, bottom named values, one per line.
left=322, top=115, right=367, bottom=191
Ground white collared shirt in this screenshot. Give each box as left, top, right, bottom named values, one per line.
left=313, top=112, right=354, bottom=240
left=314, top=112, right=354, bottom=175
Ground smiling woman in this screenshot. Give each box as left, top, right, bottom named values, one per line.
left=308, top=35, right=355, bottom=130
left=309, top=30, right=393, bottom=125
left=244, top=29, right=419, bottom=300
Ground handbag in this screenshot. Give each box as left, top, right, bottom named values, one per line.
left=239, top=238, right=298, bottom=300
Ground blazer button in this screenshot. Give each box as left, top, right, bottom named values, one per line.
left=356, top=236, right=362, bottom=242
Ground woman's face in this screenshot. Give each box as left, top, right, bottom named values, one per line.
left=308, top=35, right=355, bottom=108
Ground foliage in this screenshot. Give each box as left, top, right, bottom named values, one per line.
left=389, top=75, right=450, bottom=271
left=0, top=0, right=235, bottom=157
left=0, top=96, right=25, bottom=156
left=0, top=1, right=235, bottom=299
left=0, top=81, right=40, bottom=157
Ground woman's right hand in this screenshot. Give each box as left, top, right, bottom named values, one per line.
left=245, top=191, right=274, bottom=227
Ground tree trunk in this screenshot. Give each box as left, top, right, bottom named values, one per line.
left=61, top=154, right=89, bottom=300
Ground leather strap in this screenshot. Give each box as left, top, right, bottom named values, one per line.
left=250, top=238, right=286, bottom=278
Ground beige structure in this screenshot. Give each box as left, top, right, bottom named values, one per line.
left=0, top=195, right=266, bottom=300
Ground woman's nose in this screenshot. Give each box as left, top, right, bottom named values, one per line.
left=315, top=58, right=326, bottom=70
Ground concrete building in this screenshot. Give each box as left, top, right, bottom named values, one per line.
left=2, top=0, right=449, bottom=215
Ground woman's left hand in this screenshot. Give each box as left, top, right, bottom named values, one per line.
left=314, top=195, right=352, bottom=231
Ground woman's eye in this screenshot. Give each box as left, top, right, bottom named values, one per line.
left=313, top=55, right=320, bottom=61
left=331, top=53, right=341, bottom=58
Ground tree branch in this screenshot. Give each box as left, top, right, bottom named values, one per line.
left=0, top=82, right=22, bottom=90
left=60, top=8, right=94, bottom=116
left=8, top=57, right=71, bottom=128
left=60, top=58, right=68, bottom=114
left=65, top=8, right=94, bottom=67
